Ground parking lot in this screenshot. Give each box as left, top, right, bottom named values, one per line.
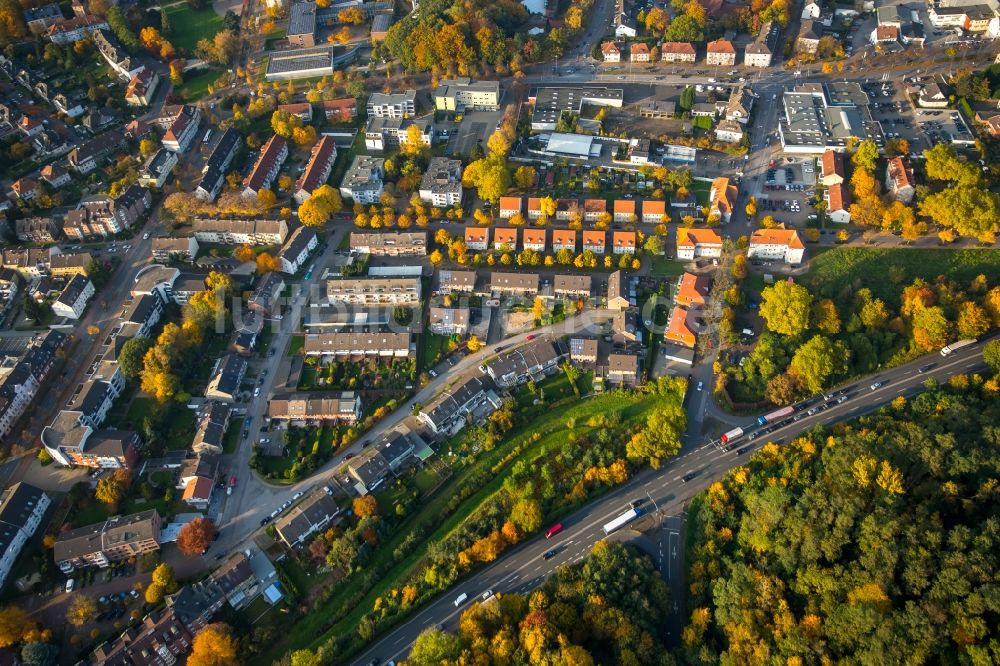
left=915, top=108, right=976, bottom=149
left=758, top=158, right=817, bottom=224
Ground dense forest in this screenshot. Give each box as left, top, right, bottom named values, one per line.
left=682, top=379, right=1000, bottom=664
left=406, top=541, right=676, bottom=666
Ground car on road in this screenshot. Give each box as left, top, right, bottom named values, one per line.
left=254, top=387, right=260, bottom=397
left=292, top=491, right=304, bottom=500
left=481, top=589, right=494, bottom=600
left=736, top=444, right=754, bottom=455
left=65, top=579, right=76, bottom=593
left=526, top=334, right=536, bottom=341
left=260, top=517, right=271, bottom=526
left=918, top=363, right=935, bottom=373
left=870, top=381, right=883, bottom=390
left=696, top=381, right=703, bottom=391
left=454, top=592, right=468, bottom=606
left=345, top=453, right=355, bottom=460
left=543, top=549, right=558, bottom=560
left=681, top=471, right=700, bottom=482
left=494, top=346, right=504, bottom=353
left=142, top=232, right=150, bottom=240
left=544, top=523, right=563, bottom=539
left=836, top=395, right=848, bottom=404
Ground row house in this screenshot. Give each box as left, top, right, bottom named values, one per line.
left=747, top=226, right=805, bottom=264
left=243, top=135, right=288, bottom=197
left=613, top=231, right=637, bottom=254
left=326, top=277, right=421, bottom=305
left=151, top=236, right=199, bottom=262
left=484, top=339, right=564, bottom=388
left=294, top=136, right=337, bottom=204
left=67, top=128, right=126, bottom=174
left=417, top=376, right=502, bottom=436
left=248, top=272, right=285, bottom=317
left=607, top=353, right=640, bottom=386
left=16, top=216, right=59, bottom=243
left=490, top=272, right=538, bottom=296
left=267, top=392, right=362, bottom=425
left=552, top=229, right=576, bottom=253
left=438, top=269, right=476, bottom=294
left=553, top=274, right=591, bottom=298
left=569, top=337, right=598, bottom=364
left=0, top=483, right=50, bottom=589
left=63, top=186, right=152, bottom=239
left=196, top=128, right=241, bottom=201
left=161, top=105, right=201, bottom=153
left=613, top=199, right=636, bottom=223
left=50, top=251, right=92, bottom=277
left=641, top=200, right=666, bottom=224
left=350, top=231, right=427, bottom=256
left=192, top=218, right=289, bottom=245
left=192, top=401, right=231, bottom=456
left=1, top=248, right=50, bottom=278
left=302, top=332, right=413, bottom=360
left=47, top=15, right=107, bottom=45
left=322, top=97, right=357, bottom=121
left=276, top=226, right=318, bottom=274
left=676, top=228, right=723, bottom=260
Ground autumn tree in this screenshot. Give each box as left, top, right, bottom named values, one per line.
left=352, top=495, right=378, bottom=518
left=789, top=335, right=847, bottom=393
left=510, top=498, right=543, bottom=534
left=188, top=624, right=239, bottom=666
left=851, top=139, right=879, bottom=172
left=462, top=155, right=510, bottom=203
left=467, top=335, right=483, bottom=352
left=759, top=280, right=813, bottom=336
left=66, top=595, right=97, bottom=627
left=152, top=563, right=177, bottom=593
left=176, top=518, right=218, bottom=556
left=234, top=244, right=257, bottom=263
left=256, top=252, right=280, bottom=275
left=0, top=607, right=34, bottom=648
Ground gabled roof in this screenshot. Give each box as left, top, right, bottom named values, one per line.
left=707, top=38, right=736, bottom=53
left=612, top=231, right=636, bottom=248
left=493, top=227, right=517, bottom=244
left=750, top=226, right=804, bottom=249
left=601, top=42, right=621, bottom=55
left=677, top=227, right=723, bottom=248
left=677, top=272, right=711, bottom=305
left=584, top=199, right=606, bottom=213
left=827, top=183, right=851, bottom=212
left=522, top=228, right=546, bottom=244
left=641, top=200, right=666, bottom=215
left=498, top=196, right=522, bottom=210
left=582, top=230, right=606, bottom=244
left=631, top=43, right=650, bottom=55
left=821, top=149, right=844, bottom=179
left=661, top=42, right=696, bottom=54
left=465, top=227, right=488, bottom=243
left=613, top=199, right=636, bottom=214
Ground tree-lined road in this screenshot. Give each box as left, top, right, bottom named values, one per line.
left=350, top=338, right=990, bottom=666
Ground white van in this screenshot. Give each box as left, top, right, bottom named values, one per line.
left=454, top=593, right=468, bottom=607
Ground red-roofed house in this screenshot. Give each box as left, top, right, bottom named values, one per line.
left=125, top=69, right=158, bottom=107
left=243, top=135, right=288, bottom=197
left=676, top=273, right=712, bottom=307
left=748, top=226, right=805, bottom=264
left=583, top=199, right=607, bottom=222
left=666, top=306, right=697, bottom=347
left=676, top=228, right=723, bottom=260
left=493, top=227, right=517, bottom=251
left=523, top=228, right=546, bottom=252
left=826, top=183, right=852, bottom=224
left=613, top=199, right=636, bottom=222
left=526, top=197, right=543, bottom=220
left=12, top=177, right=39, bottom=201
left=709, top=177, right=738, bottom=223
left=18, top=116, right=42, bottom=137
left=582, top=230, right=606, bottom=254
left=612, top=231, right=637, bottom=254
left=465, top=227, right=489, bottom=251
left=552, top=229, right=576, bottom=253
left=182, top=477, right=214, bottom=509
left=601, top=42, right=622, bottom=62
left=641, top=200, right=666, bottom=224
left=660, top=42, right=696, bottom=63
left=278, top=102, right=313, bottom=121
left=499, top=196, right=522, bottom=219
left=706, top=38, right=736, bottom=66
left=294, top=136, right=337, bottom=204
left=631, top=43, right=651, bottom=62
left=323, top=98, right=357, bottom=122
left=161, top=106, right=201, bottom=153
left=820, top=149, right=845, bottom=187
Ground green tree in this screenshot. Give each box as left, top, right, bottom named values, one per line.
left=759, top=280, right=813, bottom=336
left=789, top=335, right=847, bottom=393
left=851, top=139, right=879, bottom=172
left=118, top=337, right=153, bottom=380
left=511, top=498, right=543, bottom=534
left=679, top=86, right=695, bottom=112
left=983, top=340, right=1000, bottom=372
left=409, top=628, right=463, bottom=666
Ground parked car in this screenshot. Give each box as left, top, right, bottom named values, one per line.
left=65, top=579, right=76, bottom=593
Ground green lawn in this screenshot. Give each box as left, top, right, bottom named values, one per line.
left=175, top=68, right=223, bottom=102
left=650, top=255, right=686, bottom=276
left=420, top=333, right=454, bottom=372
left=164, top=5, right=224, bottom=52
left=224, top=417, right=244, bottom=454
left=264, top=383, right=661, bottom=662
left=288, top=334, right=305, bottom=356
left=691, top=180, right=712, bottom=206
left=803, top=247, right=1000, bottom=305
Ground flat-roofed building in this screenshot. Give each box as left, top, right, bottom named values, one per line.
left=326, top=277, right=421, bottom=305
left=553, top=274, right=591, bottom=298
left=302, top=332, right=412, bottom=359
left=434, top=77, right=501, bottom=111
left=529, top=87, right=623, bottom=131
left=490, top=272, right=538, bottom=296
left=779, top=82, right=879, bottom=154
left=350, top=231, right=427, bottom=256
left=267, top=392, right=362, bottom=425
left=339, top=155, right=384, bottom=204
left=287, top=1, right=317, bottom=47
left=367, top=90, right=416, bottom=118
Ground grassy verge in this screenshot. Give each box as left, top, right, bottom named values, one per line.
left=223, top=417, right=244, bottom=454
left=802, top=247, right=1000, bottom=305
left=176, top=68, right=222, bottom=102
left=263, top=387, right=660, bottom=661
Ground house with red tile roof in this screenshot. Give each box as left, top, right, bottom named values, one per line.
left=641, top=200, right=666, bottom=224
left=522, top=228, right=546, bottom=252
left=526, top=197, right=543, bottom=220
left=612, top=231, right=637, bottom=254
left=826, top=184, right=852, bottom=224
left=583, top=199, right=607, bottom=222
left=552, top=229, right=577, bottom=253
left=582, top=230, right=606, bottom=255
left=630, top=42, right=651, bottom=62
left=820, top=149, right=845, bottom=187
left=499, top=196, right=522, bottom=218
left=666, top=306, right=697, bottom=347
left=613, top=199, right=636, bottom=222
left=748, top=226, right=806, bottom=264
left=676, top=228, right=723, bottom=260
left=493, top=227, right=517, bottom=251
left=709, top=177, right=738, bottom=223
left=660, top=42, right=696, bottom=63
left=885, top=156, right=915, bottom=203
left=676, top=272, right=712, bottom=307
left=601, top=42, right=622, bottom=62
left=322, top=98, right=357, bottom=122
left=706, top=38, right=736, bottom=66
left=465, top=227, right=489, bottom=251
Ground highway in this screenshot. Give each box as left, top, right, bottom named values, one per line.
left=350, top=339, right=990, bottom=666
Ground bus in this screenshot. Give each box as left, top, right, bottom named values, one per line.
left=602, top=508, right=640, bottom=535
left=941, top=339, right=976, bottom=356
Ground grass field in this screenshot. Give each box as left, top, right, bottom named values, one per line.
left=164, top=5, right=224, bottom=52
left=803, top=247, right=1000, bottom=305
left=263, top=384, right=661, bottom=661
left=420, top=333, right=453, bottom=372
left=175, top=68, right=222, bottom=102
left=650, top=255, right=686, bottom=276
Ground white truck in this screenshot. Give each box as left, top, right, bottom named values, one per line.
left=602, top=508, right=641, bottom=535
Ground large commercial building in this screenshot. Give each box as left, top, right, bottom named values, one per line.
left=529, top=87, right=623, bottom=131
left=778, top=82, right=881, bottom=154
left=287, top=1, right=317, bottom=47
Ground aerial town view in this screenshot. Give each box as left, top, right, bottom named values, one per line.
left=0, top=0, right=998, bottom=660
